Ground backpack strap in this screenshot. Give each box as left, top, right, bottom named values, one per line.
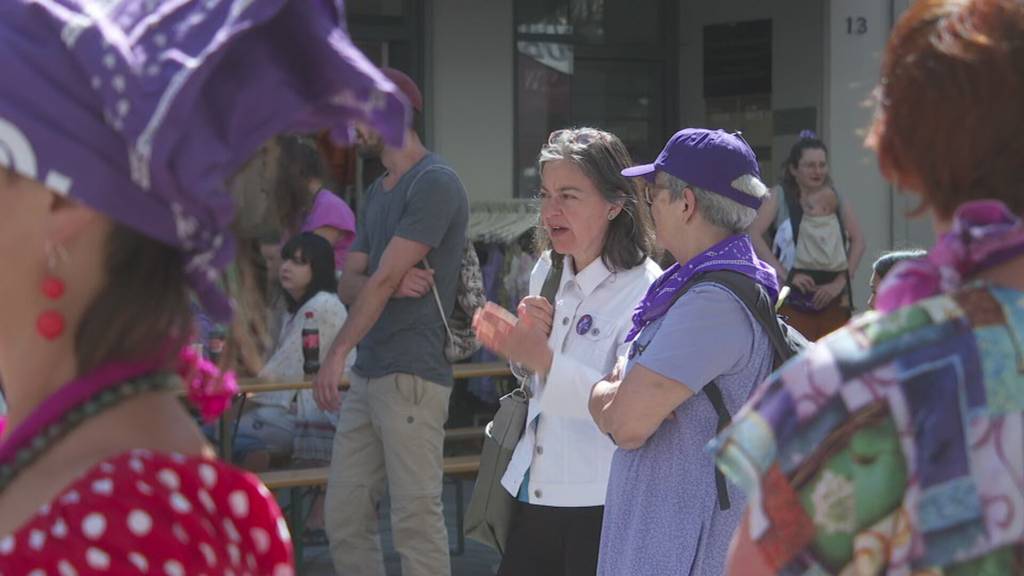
left=833, top=190, right=854, bottom=306
left=663, top=270, right=795, bottom=511
left=705, top=381, right=732, bottom=511
left=667, top=270, right=795, bottom=368
left=408, top=164, right=469, bottom=360
left=691, top=271, right=796, bottom=367
left=784, top=187, right=803, bottom=256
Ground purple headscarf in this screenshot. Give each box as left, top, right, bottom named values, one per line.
left=0, top=0, right=409, bottom=321
left=876, top=200, right=1024, bottom=312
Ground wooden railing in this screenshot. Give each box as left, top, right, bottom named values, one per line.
left=192, top=361, right=511, bottom=459
left=234, top=360, right=511, bottom=394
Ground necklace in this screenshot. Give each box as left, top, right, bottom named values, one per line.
left=0, top=373, right=176, bottom=495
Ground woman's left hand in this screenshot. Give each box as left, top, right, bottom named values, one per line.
left=812, top=277, right=845, bottom=310
left=474, top=302, right=554, bottom=375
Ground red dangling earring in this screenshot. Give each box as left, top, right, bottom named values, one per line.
left=37, top=244, right=68, bottom=341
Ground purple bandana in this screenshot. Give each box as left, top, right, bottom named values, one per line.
left=0, top=0, right=409, bottom=321
left=876, top=200, right=1024, bottom=312
left=626, top=234, right=779, bottom=342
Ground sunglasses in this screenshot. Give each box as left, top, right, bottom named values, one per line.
left=547, top=128, right=610, bottom=147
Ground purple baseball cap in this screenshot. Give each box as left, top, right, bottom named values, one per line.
left=622, top=128, right=766, bottom=210
left=0, top=0, right=410, bottom=322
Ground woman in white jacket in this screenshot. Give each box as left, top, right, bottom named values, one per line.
left=475, top=127, right=661, bottom=575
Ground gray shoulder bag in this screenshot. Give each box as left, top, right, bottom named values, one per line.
left=464, top=252, right=563, bottom=554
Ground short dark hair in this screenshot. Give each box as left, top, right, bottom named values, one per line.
left=280, top=232, right=337, bottom=313
left=870, top=0, right=1024, bottom=218
left=534, top=127, right=654, bottom=271
left=872, top=249, right=927, bottom=280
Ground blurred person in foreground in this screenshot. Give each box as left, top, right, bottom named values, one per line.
left=0, top=0, right=408, bottom=571
left=712, top=1, right=1024, bottom=574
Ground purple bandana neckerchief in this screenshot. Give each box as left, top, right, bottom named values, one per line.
left=626, top=234, right=779, bottom=342
left=876, top=200, right=1024, bottom=312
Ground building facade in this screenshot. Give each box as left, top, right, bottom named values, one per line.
left=344, top=0, right=933, bottom=309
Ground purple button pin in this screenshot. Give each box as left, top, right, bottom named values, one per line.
left=576, top=314, right=593, bottom=336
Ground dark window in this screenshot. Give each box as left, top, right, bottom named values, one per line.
left=339, top=0, right=426, bottom=212
left=347, top=0, right=404, bottom=17
left=702, top=20, right=773, bottom=183
left=703, top=20, right=772, bottom=99
left=514, top=0, right=677, bottom=197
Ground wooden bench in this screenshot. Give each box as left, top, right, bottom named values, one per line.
left=259, top=455, right=482, bottom=567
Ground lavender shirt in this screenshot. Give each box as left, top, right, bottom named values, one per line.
left=598, top=284, right=774, bottom=576
left=302, top=189, right=357, bottom=269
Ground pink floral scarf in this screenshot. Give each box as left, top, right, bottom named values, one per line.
left=0, top=348, right=236, bottom=460
left=876, top=200, right=1024, bottom=312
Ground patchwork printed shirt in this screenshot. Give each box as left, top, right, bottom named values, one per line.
left=711, top=281, right=1024, bottom=575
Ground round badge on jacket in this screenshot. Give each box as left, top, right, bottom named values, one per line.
left=576, top=314, right=594, bottom=336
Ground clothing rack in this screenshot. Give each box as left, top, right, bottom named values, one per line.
left=467, top=199, right=538, bottom=244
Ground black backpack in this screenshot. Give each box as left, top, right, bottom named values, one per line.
left=668, top=270, right=810, bottom=510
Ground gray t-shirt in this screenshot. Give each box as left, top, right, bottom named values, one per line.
left=598, top=283, right=774, bottom=576
left=349, top=153, right=468, bottom=386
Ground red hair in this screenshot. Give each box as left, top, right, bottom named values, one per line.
left=869, top=0, right=1024, bottom=218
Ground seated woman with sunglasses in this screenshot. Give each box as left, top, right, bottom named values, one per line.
left=236, top=233, right=350, bottom=471
left=474, top=127, right=660, bottom=575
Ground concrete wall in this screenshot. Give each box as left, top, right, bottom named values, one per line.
left=426, top=0, right=932, bottom=308
left=825, top=0, right=892, bottom=309
left=430, top=0, right=515, bottom=202
left=678, top=0, right=824, bottom=183
left=826, top=0, right=933, bottom=309
left=887, top=0, right=935, bottom=252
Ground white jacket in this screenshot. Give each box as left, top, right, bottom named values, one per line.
left=501, top=252, right=661, bottom=507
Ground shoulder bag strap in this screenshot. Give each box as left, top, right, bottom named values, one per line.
left=508, top=252, right=564, bottom=392
left=832, top=189, right=854, bottom=306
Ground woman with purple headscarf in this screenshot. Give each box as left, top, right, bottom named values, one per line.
left=0, top=0, right=408, bottom=572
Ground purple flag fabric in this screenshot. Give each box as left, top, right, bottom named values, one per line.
left=0, top=0, right=410, bottom=321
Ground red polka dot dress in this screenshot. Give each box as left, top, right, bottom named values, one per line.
left=0, top=450, right=293, bottom=575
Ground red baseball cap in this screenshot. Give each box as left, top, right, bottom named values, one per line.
left=382, top=67, right=423, bottom=112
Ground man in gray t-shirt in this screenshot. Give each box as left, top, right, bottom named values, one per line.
left=315, top=69, right=468, bottom=576
left=350, top=155, right=467, bottom=387
left=589, top=129, right=778, bottom=575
